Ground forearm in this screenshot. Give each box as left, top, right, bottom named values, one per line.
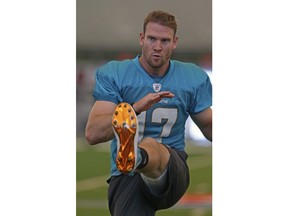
left=85, top=115, right=114, bottom=145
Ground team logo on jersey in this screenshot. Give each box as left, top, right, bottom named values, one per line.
left=153, top=83, right=162, bottom=92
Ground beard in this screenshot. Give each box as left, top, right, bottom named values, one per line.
left=142, top=48, right=172, bottom=69
left=146, top=56, right=165, bottom=68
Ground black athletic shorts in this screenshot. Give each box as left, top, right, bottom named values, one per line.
left=107, top=146, right=190, bottom=216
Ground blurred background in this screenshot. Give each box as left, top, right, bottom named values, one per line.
left=76, top=0, right=212, bottom=215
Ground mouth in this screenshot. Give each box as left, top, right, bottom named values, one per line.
left=152, top=53, right=161, bottom=58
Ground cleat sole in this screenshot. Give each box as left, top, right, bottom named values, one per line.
left=112, top=102, right=138, bottom=174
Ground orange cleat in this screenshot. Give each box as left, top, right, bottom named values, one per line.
left=112, top=102, right=139, bottom=174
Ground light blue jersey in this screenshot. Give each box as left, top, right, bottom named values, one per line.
left=93, top=55, right=212, bottom=176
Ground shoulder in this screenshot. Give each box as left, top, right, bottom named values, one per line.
left=95, top=59, right=138, bottom=85
left=171, top=60, right=209, bottom=83
left=173, top=60, right=206, bottom=74
left=95, top=59, right=136, bottom=82
left=97, top=59, right=134, bottom=74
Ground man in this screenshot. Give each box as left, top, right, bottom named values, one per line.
left=85, top=10, right=212, bottom=215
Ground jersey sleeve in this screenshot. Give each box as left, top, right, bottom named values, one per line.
left=92, top=64, right=123, bottom=104
left=189, top=74, right=212, bottom=114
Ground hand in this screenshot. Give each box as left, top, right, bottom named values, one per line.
left=133, top=91, right=175, bottom=113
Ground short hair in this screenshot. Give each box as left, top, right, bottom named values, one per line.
left=143, top=10, right=177, bottom=35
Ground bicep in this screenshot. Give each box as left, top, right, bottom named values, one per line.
left=191, top=107, right=212, bottom=130
left=89, top=101, right=117, bottom=117
left=86, top=101, right=117, bottom=129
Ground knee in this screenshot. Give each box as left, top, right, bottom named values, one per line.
left=140, top=137, right=157, bottom=145
left=139, top=137, right=161, bottom=156
left=138, top=138, right=170, bottom=175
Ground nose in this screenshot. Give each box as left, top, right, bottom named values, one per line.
left=154, top=40, right=162, bottom=52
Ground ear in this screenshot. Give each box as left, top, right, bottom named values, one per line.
left=172, top=35, right=179, bottom=49
left=139, top=32, right=144, bottom=46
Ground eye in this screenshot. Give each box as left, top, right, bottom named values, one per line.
left=162, top=39, right=170, bottom=44
left=148, top=36, right=155, bottom=42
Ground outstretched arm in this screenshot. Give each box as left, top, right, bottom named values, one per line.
left=85, top=101, right=117, bottom=145
left=191, top=107, right=212, bottom=142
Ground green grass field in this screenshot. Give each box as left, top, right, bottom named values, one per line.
left=76, top=137, right=212, bottom=216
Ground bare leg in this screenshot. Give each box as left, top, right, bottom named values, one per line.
left=136, top=137, right=170, bottom=179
